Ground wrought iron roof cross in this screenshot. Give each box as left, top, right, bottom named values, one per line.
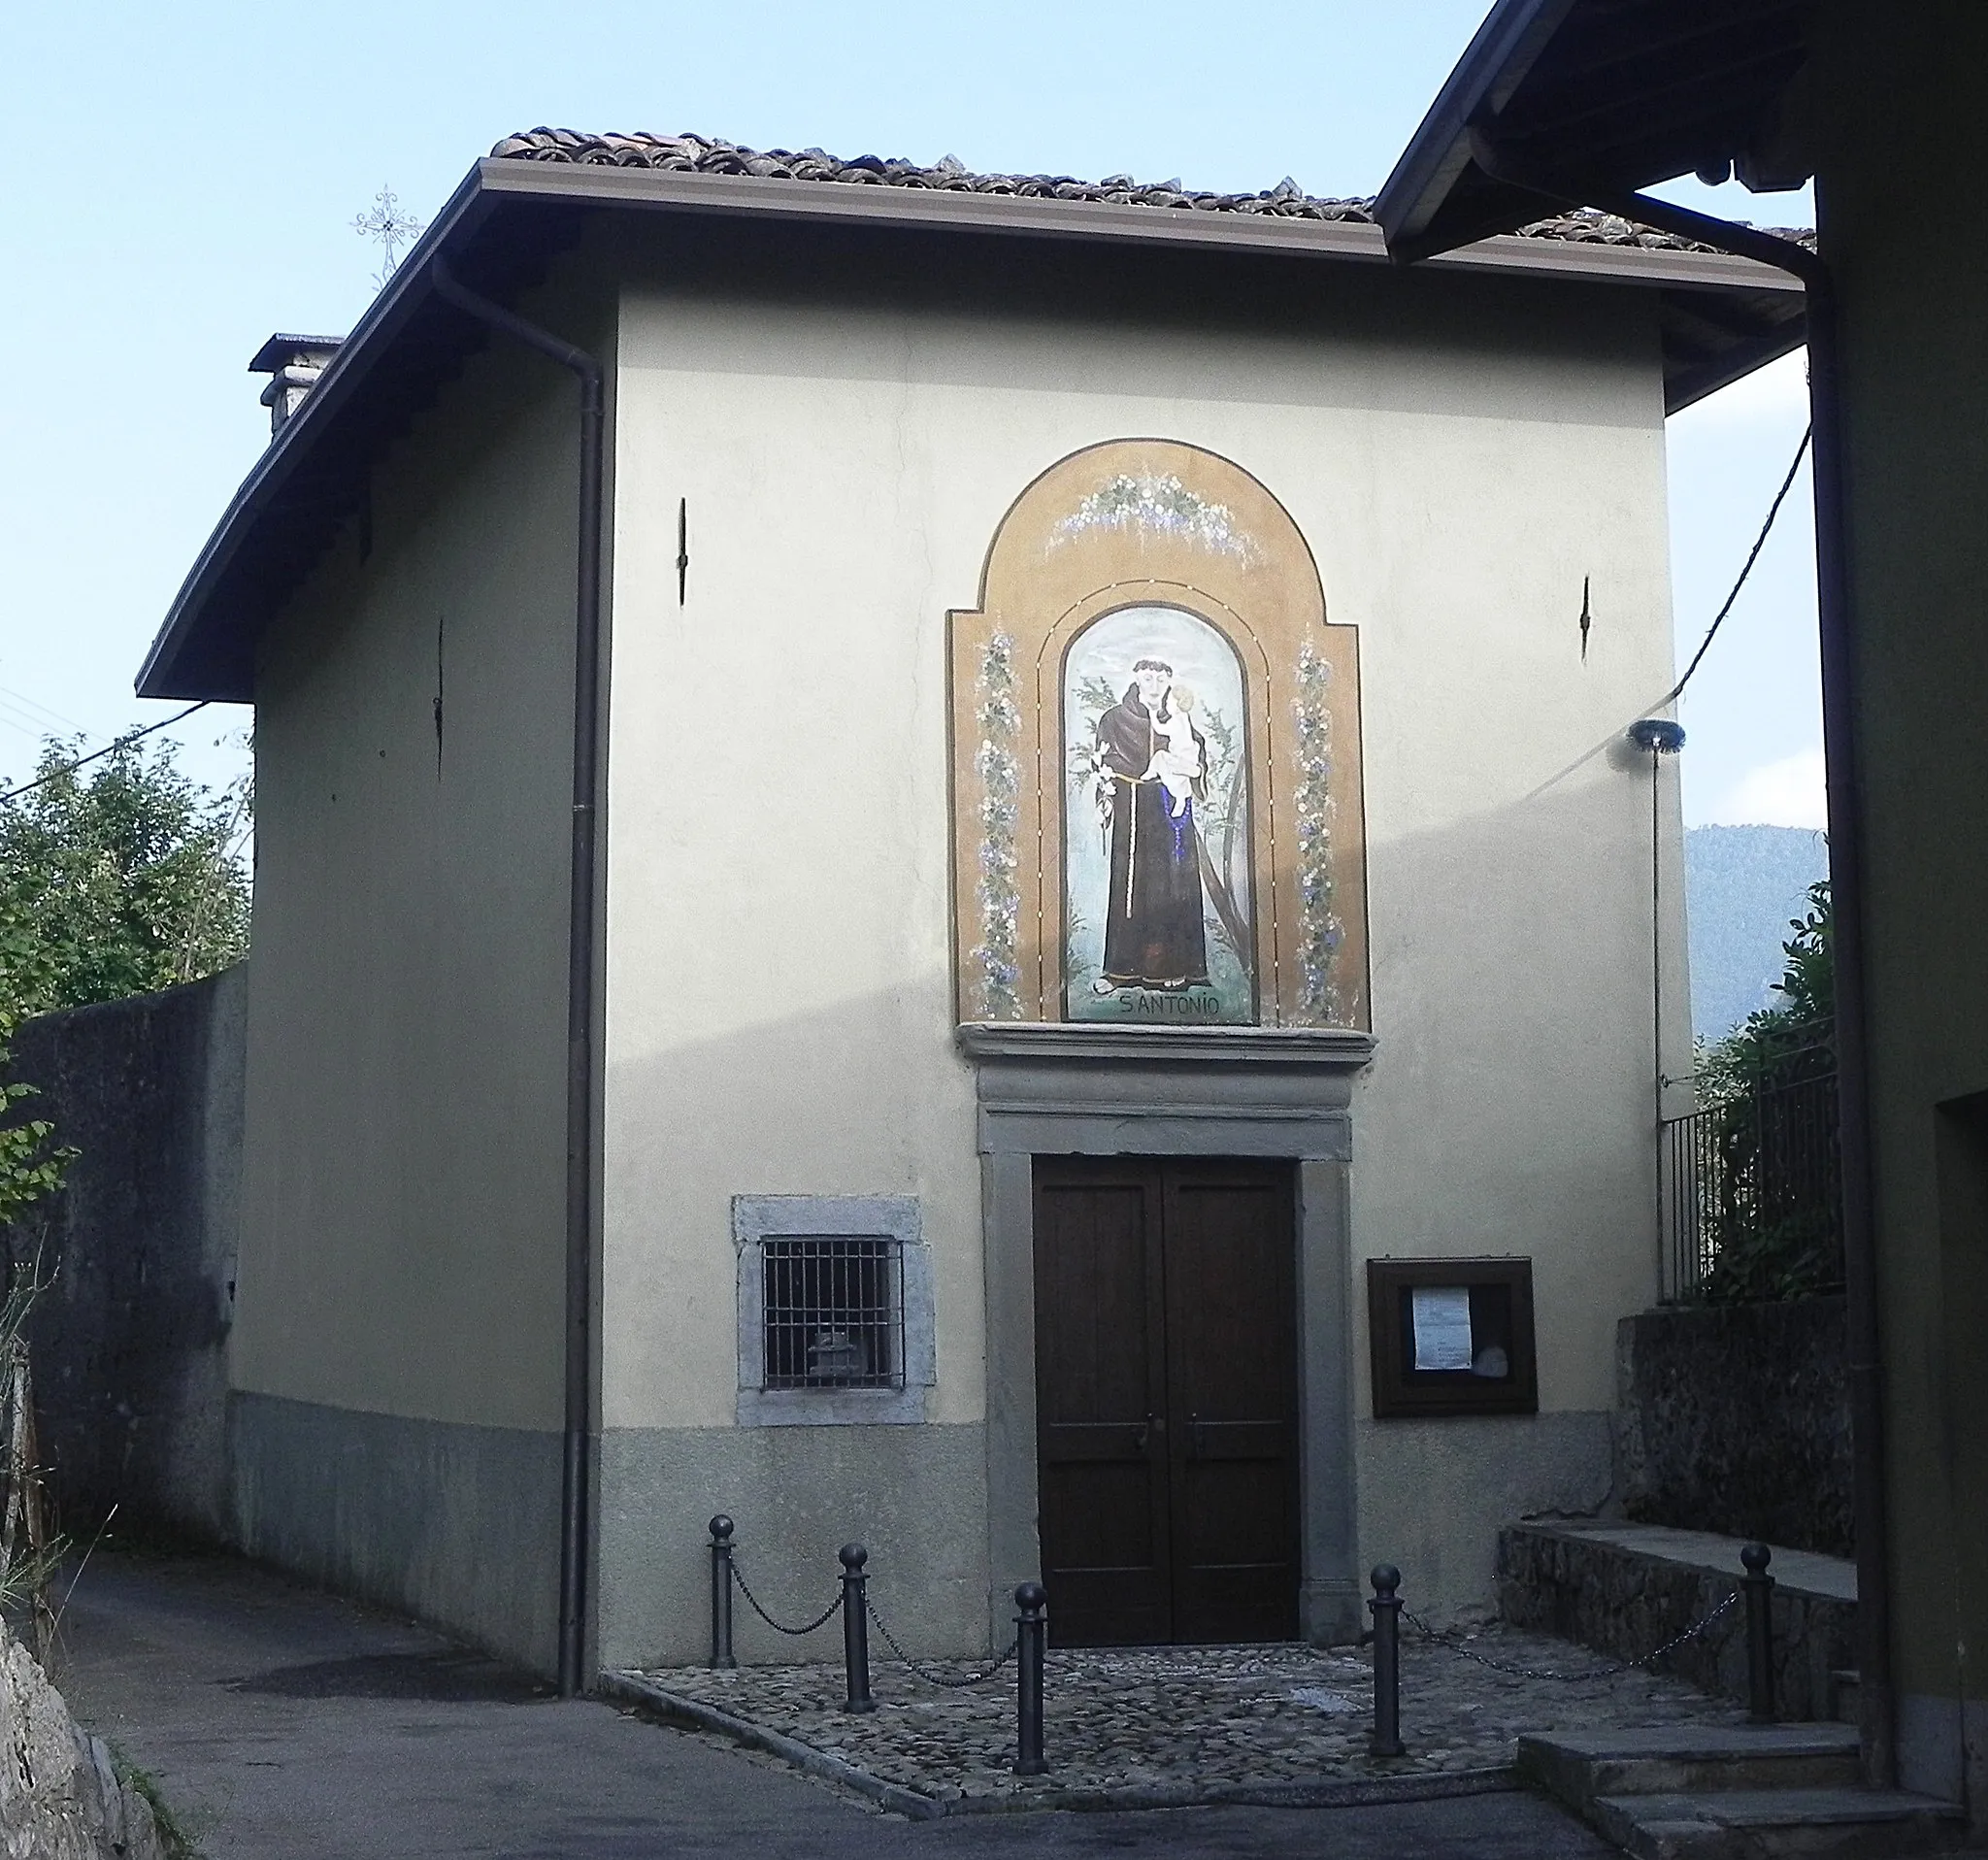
left=353, top=183, right=423, bottom=290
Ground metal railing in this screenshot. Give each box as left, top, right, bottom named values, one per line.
left=1661, top=1051, right=1842, bottom=1303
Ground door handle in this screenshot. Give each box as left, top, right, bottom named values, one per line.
left=1132, top=1413, right=1154, bottom=1454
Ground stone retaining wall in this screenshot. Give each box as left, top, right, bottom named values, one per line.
left=1497, top=1523, right=1853, bottom=1721
left=0, top=1618, right=166, bottom=1859
left=1614, top=1297, right=1852, bottom=1558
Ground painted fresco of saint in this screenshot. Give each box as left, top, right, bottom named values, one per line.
left=1094, top=658, right=1210, bottom=990
left=1064, top=604, right=1254, bottom=1021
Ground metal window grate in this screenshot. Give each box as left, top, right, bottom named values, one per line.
left=762, top=1237, right=904, bottom=1390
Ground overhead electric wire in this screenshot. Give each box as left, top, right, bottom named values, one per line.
left=0, top=704, right=75, bottom=746
left=0, top=702, right=210, bottom=805
left=0, top=700, right=68, bottom=737
left=0, top=681, right=85, bottom=733
left=1663, top=424, right=1813, bottom=707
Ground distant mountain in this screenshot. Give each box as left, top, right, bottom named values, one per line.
left=1685, top=824, right=1832, bottom=1042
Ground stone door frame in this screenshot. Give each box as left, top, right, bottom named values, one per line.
left=960, top=1021, right=1374, bottom=1648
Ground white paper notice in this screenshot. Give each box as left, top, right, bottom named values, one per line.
left=1410, top=1286, right=1474, bottom=1371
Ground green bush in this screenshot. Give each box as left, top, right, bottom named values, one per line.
left=0, top=737, right=248, bottom=1019
left=1695, top=881, right=1841, bottom=1302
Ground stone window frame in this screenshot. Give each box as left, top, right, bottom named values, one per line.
left=733, top=1195, right=935, bottom=1426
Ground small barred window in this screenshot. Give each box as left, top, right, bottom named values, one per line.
left=761, top=1236, right=905, bottom=1391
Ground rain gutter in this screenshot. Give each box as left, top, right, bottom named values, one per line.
left=428, top=257, right=604, bottom=1704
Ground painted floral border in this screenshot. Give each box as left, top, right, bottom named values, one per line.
left=1049, top=473, right=1261, bottom=565
left=969, top=634, right=1022, bottom=1019
left=1292, top=639, right=1346, bottom=1024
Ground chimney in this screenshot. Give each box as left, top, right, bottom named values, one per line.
left=248, top=334, right=344, bottom=439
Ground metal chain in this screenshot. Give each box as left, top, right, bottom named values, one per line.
left=865, top=1596, right=1019, bottom=1688
left=1401, top=1591, right=1738, bottom=1682
left=1620, top=1591, right=1741, bottom=1670
left=729, top=1561, right=844, bottom=1637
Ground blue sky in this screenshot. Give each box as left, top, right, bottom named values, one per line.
left=3, top=1, right=1818, bottom=826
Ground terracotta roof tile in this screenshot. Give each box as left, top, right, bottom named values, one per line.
left=490, top=130, right=1809, bottom=253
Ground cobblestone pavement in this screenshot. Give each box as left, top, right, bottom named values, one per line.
left=634, top=1621, right=1744, bottom=1809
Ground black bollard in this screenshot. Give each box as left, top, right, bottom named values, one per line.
left=1013, top=1582, right=1048, bottom=1776
left=1369, top=1565, right=1405, bottom=1757
left=1741, top=1543, right=1776, bottom=1723
left=840, top=1544, right=876, bottom=1712
left=709, top=1515, right=737, bottom=1670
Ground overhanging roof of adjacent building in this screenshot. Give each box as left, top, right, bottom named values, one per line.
left=138, top=132, right=1807, bottom=703
left=1374, top=0, right=1819, bottom=263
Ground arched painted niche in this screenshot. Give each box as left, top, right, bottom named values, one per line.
left=949, top=439, right=1369, bottom=1029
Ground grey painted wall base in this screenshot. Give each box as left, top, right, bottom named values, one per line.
left=1355, top=1411, right=1613, bottom=1621
left=1896, top=1691, right=1988, bottom=1824
left=597, top=1422, right=988, bottom=1671
left=228, top=1390, right=562, bottom=1675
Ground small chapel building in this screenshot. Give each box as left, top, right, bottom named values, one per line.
left=139, top=132, right=1803, bottom=1682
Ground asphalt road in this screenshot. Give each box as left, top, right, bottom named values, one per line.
left=50, top=1551, right=1615, bottom=1858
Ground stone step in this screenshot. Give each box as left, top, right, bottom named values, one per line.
left=1518, top=1724, right=1864, bottom=1811
left=1591, top=1786, right=1967, bottom=1860
left=1831, top=1668, right=1859, bottom=1726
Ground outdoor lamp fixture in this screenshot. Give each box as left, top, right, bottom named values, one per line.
left=1628, top=717, right=1686, bottom=755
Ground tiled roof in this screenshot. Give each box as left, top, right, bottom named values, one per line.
left=490, top=130, right=1806, bottom=254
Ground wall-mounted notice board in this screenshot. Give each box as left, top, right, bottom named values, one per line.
left=1366, top=1257, right=1538, bottom=1418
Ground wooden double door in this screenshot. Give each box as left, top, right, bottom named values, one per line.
left=1033, top=1157, right=1300, bottom=1645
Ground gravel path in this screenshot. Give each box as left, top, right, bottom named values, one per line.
left=630, top=1623, right=1743, bottom=1808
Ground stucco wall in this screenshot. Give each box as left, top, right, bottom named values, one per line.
left=235, top=286, right=599, bottom=1667
left=598, top=221, right=1686, bottom=1642
left=1813, top=0, right=1988, bottom=1809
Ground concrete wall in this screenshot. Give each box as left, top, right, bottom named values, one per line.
left=1813, top=0, right=1988, bottom=1811
left=232, top=273, right=606, bottom=1671
left=1615, top=1298, right=1852, bottom=1557
left=2, top=970, right=244, bottom=1542
left=596, top=219, right=1686, bottom=1655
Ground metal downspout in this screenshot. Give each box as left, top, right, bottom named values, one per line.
left=430, top=257, right=604, bottom=1701
left=1455, top=144, right=1895, bottom=1788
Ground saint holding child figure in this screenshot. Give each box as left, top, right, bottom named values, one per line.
left=1061, top=604, right=1256, bottom=1022
left=1093, top=657, right=1211, bottom=990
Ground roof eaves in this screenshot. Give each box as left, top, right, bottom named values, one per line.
left=137, top=142, right=1809, bottom=703
left=136, top=166, right=500, bottom=700
left=475, top=155, right=1801, bottom=296
left=1373, top=0, right=1574, bottom=257
left=1374, top=0, right=1817, bottom=264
